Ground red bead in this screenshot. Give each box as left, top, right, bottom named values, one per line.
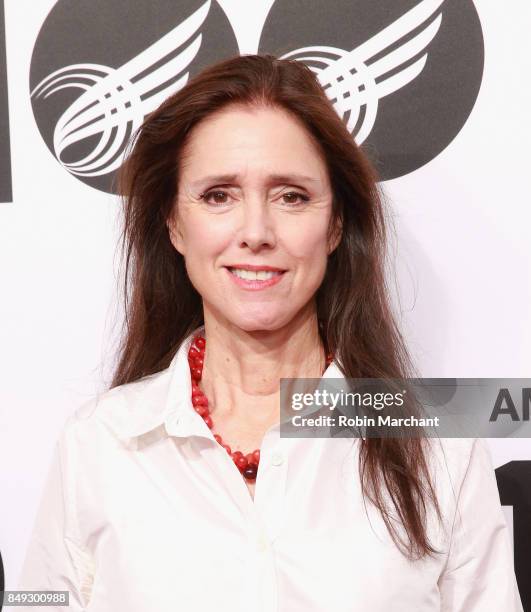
left=235, top=456, right=248, bottom=471
left=192, top=395, right=208, bottom=407
left=243, top=464, right=258, bottom=480
left=195, top=336, right=206, bottom=349
left=191, top=367, right=202, bottom=380
left=231, top=451, right=243, bottom=460
left=252, top=449, right=260, bottom=464
left=204, top=415, right=213, bottom=428
left=214, top=434, right=222, bottom=444
left=245, top=452, right=256, bottom=465
left=194, top=405, right=209, bottom=418
left=222, top=443, right=231, bottom=454
left=188, top=346, right=201, bottom=358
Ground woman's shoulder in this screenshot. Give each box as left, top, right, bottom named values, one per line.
left=60, top=367, right=174, bottom=443
left=427, top=437, right=483, bottom=476
left=425, top=437, right=496, bottom=507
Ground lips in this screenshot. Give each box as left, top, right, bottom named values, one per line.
left=225, top=264, right=286, bottom=272
left=224, top=266, right=286, bottom=290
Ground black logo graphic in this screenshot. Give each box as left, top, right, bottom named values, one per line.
left=30, top=0, right=484, bottom=190
left=29, top=0, right=238, bottom=194
left=496, top=461, right=531, bottom=610
left=0, top=548, right=4, bottom=611
left=259, top=0, right=484, bottom=180
left=0, top=0, right=12, bottom=203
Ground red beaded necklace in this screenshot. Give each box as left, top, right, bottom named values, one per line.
left=187, top=333, right=334, bottom=482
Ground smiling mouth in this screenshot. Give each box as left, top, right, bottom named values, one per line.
left=226, top=267, right=286, bottom=281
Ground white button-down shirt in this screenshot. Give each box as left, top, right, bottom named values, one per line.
left=17, top=326, right=524, bottom=611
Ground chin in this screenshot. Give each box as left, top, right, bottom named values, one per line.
left=228, top=313, right=289, bottom=333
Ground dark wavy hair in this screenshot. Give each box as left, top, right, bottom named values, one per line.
left=110, top=53, right=442, bottom=560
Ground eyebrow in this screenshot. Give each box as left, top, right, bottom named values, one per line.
left=190, top=173, right=321, bottom=189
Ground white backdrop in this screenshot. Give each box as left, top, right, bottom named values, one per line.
left=1, top=0, right=530, bottom=599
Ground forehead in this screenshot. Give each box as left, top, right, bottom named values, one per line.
left=179, top=104, right=328, bottom=180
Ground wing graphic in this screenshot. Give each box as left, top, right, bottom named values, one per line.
left=280, top=0, right=445, bottom=144
left=31, top=1, right=211, bottom=177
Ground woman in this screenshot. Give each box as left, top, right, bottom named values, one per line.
left=18, top=54, right=523, bottom=611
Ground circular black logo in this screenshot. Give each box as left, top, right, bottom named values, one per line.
left=0, top=549, right=4, bottom=611
left=259, top=0, right=484, bottom=180
left=30, top=0, right=483, bottom=191
left=29, top=0, right=239, bottom=194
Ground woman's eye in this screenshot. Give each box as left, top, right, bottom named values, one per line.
left=282, top=191, right=310, bottom=206
left=200, top=190, right=230, bottom=206
left=199, top=189, right=309, bottom=207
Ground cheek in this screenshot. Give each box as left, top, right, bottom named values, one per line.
left=287, top=225, right=330, bottom=271
left=181, top=218, right=233, bottom=290
left=184, top=217, right=230, bottom=260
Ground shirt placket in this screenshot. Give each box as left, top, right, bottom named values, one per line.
left=200, top=425, right=288, bottom=612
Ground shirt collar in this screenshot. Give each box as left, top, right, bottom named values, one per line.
left=103, top=324, right=347, bottom=442
left=101, top=325, right=207, bottom=442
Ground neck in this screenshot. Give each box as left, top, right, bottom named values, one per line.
left=197, top=306, right=328, bottom=427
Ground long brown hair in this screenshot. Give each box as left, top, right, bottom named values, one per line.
left=111, top=53, right=441, bottom=561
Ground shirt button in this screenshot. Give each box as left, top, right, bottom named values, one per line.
left=271, top=451, right=284, bottom=466
left=257, top=534, right=269, bottom=552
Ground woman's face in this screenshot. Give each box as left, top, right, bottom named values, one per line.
left=168, top=104, right=340, bottom=332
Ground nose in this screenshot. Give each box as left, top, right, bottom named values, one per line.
left=236, top=195, right=276, bottom=251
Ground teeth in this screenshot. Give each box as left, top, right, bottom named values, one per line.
left=230, top=268, right=282, bottom=281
